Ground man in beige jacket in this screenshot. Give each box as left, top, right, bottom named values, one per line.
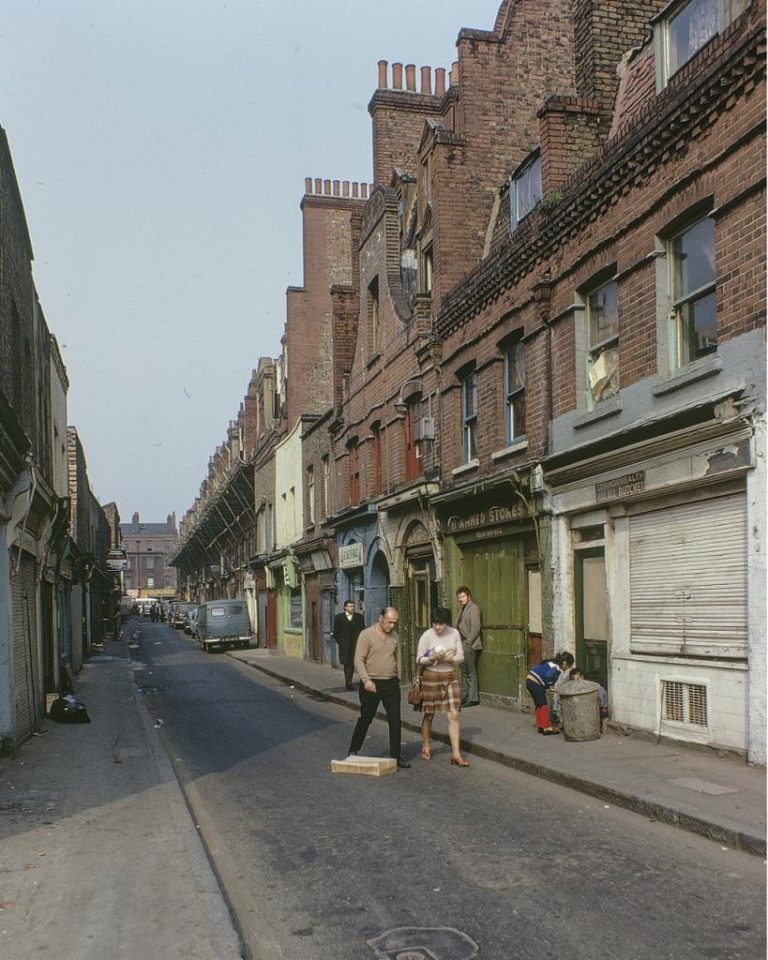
left=347, top=607, right=410, bottom=768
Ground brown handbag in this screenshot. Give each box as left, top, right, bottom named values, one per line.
left=406, top=677, right=423, bottom=706
left=406, top=665, right=424, bottom=706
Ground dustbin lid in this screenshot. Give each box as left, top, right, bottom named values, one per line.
left=558, top=679, right=600, bottom=697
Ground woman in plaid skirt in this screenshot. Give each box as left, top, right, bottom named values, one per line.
left=416, top=608, right=470, bottom=767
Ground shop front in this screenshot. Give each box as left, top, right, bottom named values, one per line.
left=435, top=490, right=541, bottom=709
left=546, top=415, right=763, bottom=760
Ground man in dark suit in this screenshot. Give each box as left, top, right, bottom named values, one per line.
left=333, top=600, right=365, bottom=690
left=456, top=585, right=483, bottom=706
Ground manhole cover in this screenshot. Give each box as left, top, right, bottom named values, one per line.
left=0, top=790, right=62, bottom=816
left=368, top=927, right=479, bottom=959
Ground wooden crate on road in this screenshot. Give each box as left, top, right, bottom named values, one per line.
left=331, top=756, right=397, bottom=777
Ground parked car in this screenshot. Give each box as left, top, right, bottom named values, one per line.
left=196, top=599, right=251, bottom=653
left=172, top=602, right=193, bottom=629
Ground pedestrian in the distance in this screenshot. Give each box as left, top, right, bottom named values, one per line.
left=526, top=652, right=575, bottom=735
left=456, top=586, right=482, bottom=706
left=333, top=600, right=365, bottom=691
left=347, top=607, right=410, bottom=769
left=416, top=607, right=469, bottom=767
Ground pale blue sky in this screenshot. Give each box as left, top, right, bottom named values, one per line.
left=0, top=0, right=500, bottom=523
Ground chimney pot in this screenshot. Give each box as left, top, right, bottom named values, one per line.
left=435, top=67, right=446, bottom=97
left=392, top=62, right=403, bottom=89
left=361, top=184, right=369, bottom=199
left=323, top=178, right=331, bottom=194
left=450, top=61, right=460, bottom=86
left=405, top=64, right=416, bottom=91
left=314, top=177, right=322, bottom=193
left=342, top=180, right=350, bottom=197
left=333, top=179, right=340, bottom=196
left=420, top=66, right=431, bottom=95
left=377, top=59, right=388, bottom=89
left=352, top=182, right=359, bottom=198
left=304, top=176, right=313, bottom=194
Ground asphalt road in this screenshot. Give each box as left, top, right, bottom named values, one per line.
left=133, top=621, right=766, bottom=960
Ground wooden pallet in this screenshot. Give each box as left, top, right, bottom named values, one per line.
left=331, top=756, right=397, bottom=777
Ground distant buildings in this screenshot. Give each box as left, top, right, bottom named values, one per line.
left=0, top=127, right=120, bottom=752
left=120, top=512, right=179, bottom=599
left=172, top=1, right=766, bottom=763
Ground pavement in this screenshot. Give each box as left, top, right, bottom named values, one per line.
left=0, top=629, right=764, bottom=960
left=0, top=631, right=242, bottom=960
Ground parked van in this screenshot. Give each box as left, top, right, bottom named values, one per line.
left=196, top=599, right=251, bottom=653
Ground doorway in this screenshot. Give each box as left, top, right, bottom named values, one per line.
left=574, top=542, right=609, bottom=689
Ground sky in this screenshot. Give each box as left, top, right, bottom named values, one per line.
left=0, top=0, right=501, bottom=526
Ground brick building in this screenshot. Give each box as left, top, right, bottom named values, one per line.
left=171, top=0, right=765, bottom=762
left=0, top=125, right=115, bottom=751
left=121, top=511, right=179, bottom=599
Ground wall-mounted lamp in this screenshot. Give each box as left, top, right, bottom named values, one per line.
left=394, top=377, right=435, bottom=441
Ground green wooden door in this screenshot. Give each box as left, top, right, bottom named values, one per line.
left=460, top=538, right=526, bottom=700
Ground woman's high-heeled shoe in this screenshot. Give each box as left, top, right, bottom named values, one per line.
left=450, top=755, right=470, bottom=767
left=421, top=746, right=432, bottom=760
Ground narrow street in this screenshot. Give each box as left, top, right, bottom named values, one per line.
left=134, top=621, right=765, bottom=960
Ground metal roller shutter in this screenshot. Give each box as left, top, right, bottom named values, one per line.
left=11, top=552, right=40, bottom=742
left=630, top=493, right=747, bottom=658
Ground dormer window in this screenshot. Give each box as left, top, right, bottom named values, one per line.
left=510, top=152, right=542, bottom=230
left=656, top=0, right=750, bottom=84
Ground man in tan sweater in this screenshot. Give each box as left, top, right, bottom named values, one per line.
left=348, top=607, right=410, bottom=768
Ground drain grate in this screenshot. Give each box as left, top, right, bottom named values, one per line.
left=0, top=789, right=62, bottom=816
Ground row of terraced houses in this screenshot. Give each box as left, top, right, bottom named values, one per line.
left=0, top=130, right=122, bottom=753
left=172, top=0, right=766, bottom=764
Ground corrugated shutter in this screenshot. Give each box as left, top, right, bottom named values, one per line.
left=630, top=493, right=747, bottom=658
left=11, top=552, right=40, bottom=742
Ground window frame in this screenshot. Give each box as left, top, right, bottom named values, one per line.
left=371, top=422, right=383, bottom=496
left=368, top=276, right=380, bottom=356
left=585, top=277, right=620, bottom=409
left=509, top=151, right=543, bottom=230
left=666, top=215, right=717, bottom=370
left=655, top=0, right=750, bottom=86
left=503, top=337, right=527, bottom=445
left=306, top=465, right=315, bottom=525
left=460, top=369, right=478, bottom=464
left=348, top=439, right=360, bottom=506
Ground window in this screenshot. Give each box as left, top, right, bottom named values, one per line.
left=404, top=399, right=422, bottom=482
left=371, top=423, right=383, bottom=496
left=147, top=577, right=155, bottom=589
left=164, top=541, right=170, bottom=552
left=266, top=502, right=274, bottom=551
left=348, top=440, right=360, bottom=506
left=369, top=277, right=380, bottom=355
left=307, top=466, right=315, bottom=525
left=586, top=280, right=619, bottom=406
left=503, top=338, right=526, bottom=443
left=658, top=0, right=749, bottom=81
left=422, top=246, right=433, bottom=294
left=321, top=455, right=330, bottom=519
left=510, top=153, right=542, bottom=229
left=667, top=216, right=716, bottom=368
left=145, top=556, right=155, bottom=570
left=461, top=370, right=478, bottom=463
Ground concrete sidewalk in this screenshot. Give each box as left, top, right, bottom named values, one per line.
left=228, top=648, right=767, bottom=856
left=0, top=634, right=241, bottom=960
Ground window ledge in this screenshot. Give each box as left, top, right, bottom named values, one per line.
left=491, top=439, right=528, bottom=461
left=452, top=459, right=479, bottom=477
left=366, top=352, right=381, bottom=369
left=573, top=396, right=623, bottom=430
left=653, top=356, right=722, bottom=396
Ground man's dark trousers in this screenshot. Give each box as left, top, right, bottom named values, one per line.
left=348, top=677, right=402, bottom=758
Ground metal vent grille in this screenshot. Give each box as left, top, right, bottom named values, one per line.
left=661, top=680, right=708, bottom=727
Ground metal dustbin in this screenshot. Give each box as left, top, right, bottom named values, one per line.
left=558, top=679, right=601, bottom=741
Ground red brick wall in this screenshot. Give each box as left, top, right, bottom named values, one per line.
left=283, top=193, right=365, bottom=426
